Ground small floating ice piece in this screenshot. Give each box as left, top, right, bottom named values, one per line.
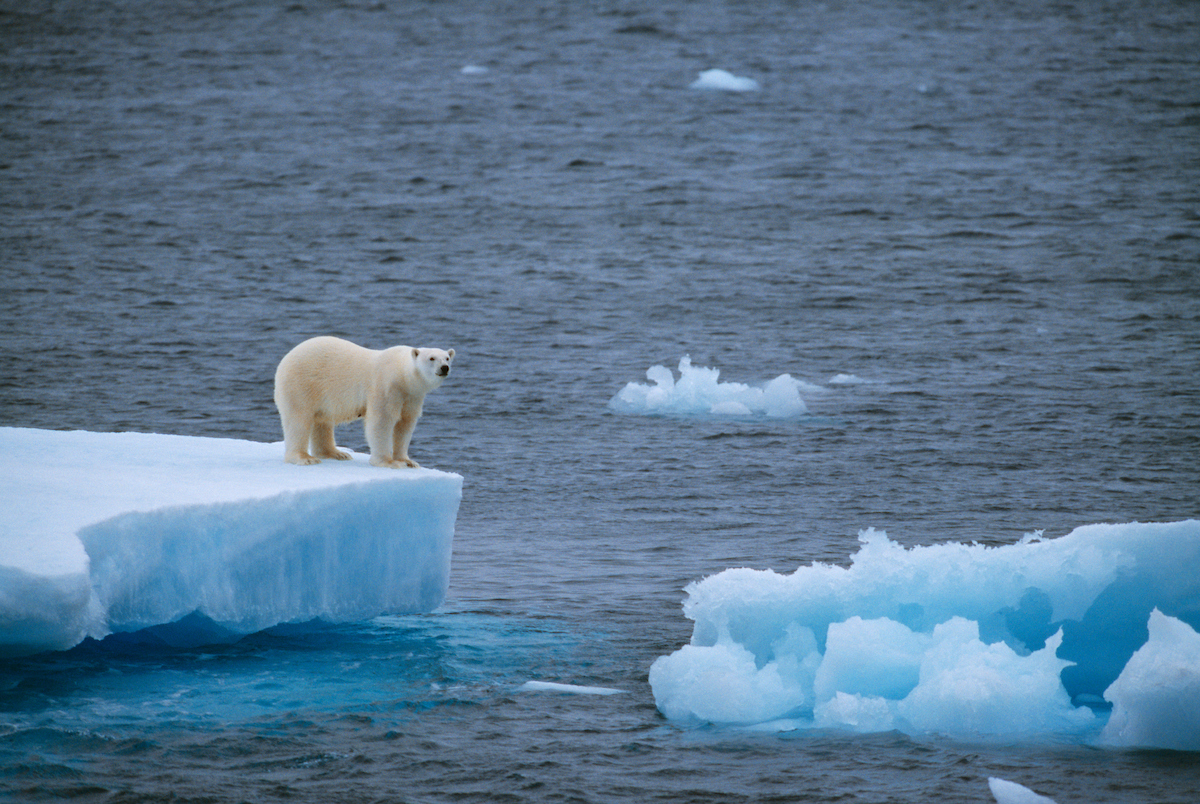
left=609, top=356, right=808, bottom=418
left=988, top=778, right=1058, bottom=804
left=519, top=681, right=626, bottom=696
left=460, top=65, right=489, bottom=75
left=690, top=68, right=760, bottom=92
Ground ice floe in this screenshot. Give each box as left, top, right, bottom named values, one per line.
left=0, top=427, right=461, bottom=656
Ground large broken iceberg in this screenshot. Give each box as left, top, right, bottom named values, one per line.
left=0, top=427, right=462, bottom=657
left=650, top=521, right=1200, bottom=749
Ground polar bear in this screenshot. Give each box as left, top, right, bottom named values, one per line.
left=273, top=336, right=454, bottom=468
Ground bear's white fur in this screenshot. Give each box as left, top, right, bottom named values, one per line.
left=273, top=336, right=454, bottom=468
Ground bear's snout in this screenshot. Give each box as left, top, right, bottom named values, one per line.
left=438, top=365, right=450, bottom=376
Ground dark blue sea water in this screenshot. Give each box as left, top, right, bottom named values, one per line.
left=2, top=0, right=1199, bottom=801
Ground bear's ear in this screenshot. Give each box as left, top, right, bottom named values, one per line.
left=412, top=347, right=420, bottom=359
left=447, top=349, right=455, bottom=360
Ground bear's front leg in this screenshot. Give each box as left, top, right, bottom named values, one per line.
left=391, top=406, right=422, bottom=468
left=365, top=409, right=411, bottom=468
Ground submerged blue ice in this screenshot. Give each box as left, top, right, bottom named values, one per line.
left=0, top=427, right=462, bottom=657
left=650, top=521, right=1200, bottom=750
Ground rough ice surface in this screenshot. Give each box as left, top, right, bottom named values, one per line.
left=650, top=521, right=1200, bottom=747
left=608, top=356, right=810, bottom=418
left=1100, top=608, right=1200, bottom=751
left=988, top=777, right=1058, bottom=804
left=689, top=68, right=760, bottom=92
left=0, top=427, right=462, bottom=657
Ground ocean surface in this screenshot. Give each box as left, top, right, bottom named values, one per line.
left=2, top=0, right=1199, bottom=801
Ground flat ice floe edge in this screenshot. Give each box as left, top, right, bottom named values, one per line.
left=0, top=427, right=462, bottom=657
left=649, top=520, right=1200, bottom=750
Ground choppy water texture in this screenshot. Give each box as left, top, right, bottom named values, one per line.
left=2, top=0, right=1199, bottom=801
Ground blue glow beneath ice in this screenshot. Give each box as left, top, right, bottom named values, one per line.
left=650, top=521, right=1200, bottom=749
left=609, top=356, right=810, bottom=418
left=0, top=427, right=462, bottom=657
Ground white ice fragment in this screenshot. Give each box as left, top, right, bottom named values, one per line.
left=609, top=356, right=808, bottom=418
left=896, top=620, right=1092, bottom=736
left=645, top=362, right=676, bottom=390
left=813, top=616, right=928, bottom=704
left=518, top=681, right=626, bottom=696
left=761, top=374, right=807, bottom=417
left=460, top=65, right=489, bottom=75
left=988, top=777, right=1058, bottom=804
left=1100, top=609, right=1200, bottom=751
left=690, top=68, right=760, bottom=92
left=648, top=635, right=811, bottom=724
left=814, top=692, right=896, bottom=732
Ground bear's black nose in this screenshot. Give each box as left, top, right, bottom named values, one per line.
left=439, top=366, right=449, bottom=376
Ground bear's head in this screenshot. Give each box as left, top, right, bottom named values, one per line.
left=412, top=347, right=455, bottom=383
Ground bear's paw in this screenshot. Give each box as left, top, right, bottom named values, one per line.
left=370, top=456, right=420, bottom=469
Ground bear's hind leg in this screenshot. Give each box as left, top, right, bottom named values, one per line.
left=311, top=420, right=351, bottom=460
left=282, top=412, right=321, bottom=465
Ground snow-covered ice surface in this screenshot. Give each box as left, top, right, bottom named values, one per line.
left=608, top=356, right=813, bottom=418
left=650, top=521, right=1200, bottom=749
left=0, top=427, right=462, bottom=657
